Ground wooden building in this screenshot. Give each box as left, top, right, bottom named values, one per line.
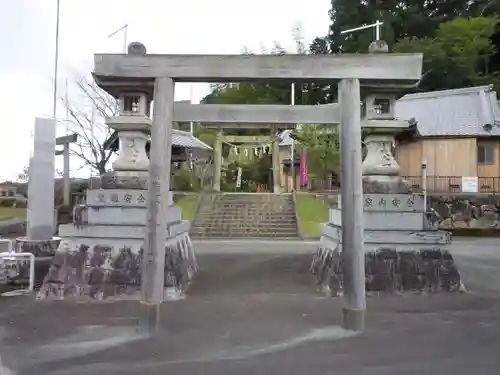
left=395, top=85, right=500, bottom=193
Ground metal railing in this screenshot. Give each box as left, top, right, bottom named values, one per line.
left=0, top=239, right=35, bottom=292
left=297, top=176, right=500, bottom=194
left=403, top=176, right=500, bottom=194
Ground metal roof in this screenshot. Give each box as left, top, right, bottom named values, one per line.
left=171, top=129, right=212, bottom=150
left=104, top=129, right=212, bottom=151
left=395, top=85, right=500, bottom=137
left=205, top=87, right=500, bottom=145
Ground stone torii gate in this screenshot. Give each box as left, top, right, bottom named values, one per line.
left=55, top=133, right=78, bottom=206
left=173, top=103, right=343, bottom=193
left=215, top=132, right=281, bottom=192
left=39, top=41, right=422, bottom=334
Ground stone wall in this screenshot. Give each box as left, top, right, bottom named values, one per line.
left=314, top=193, right=500, bottom=230
left=37, top=235, right=197, bottom=300
left=311, top=246, right=462, bottom=295
left=429, top=195, right=500, bottom=229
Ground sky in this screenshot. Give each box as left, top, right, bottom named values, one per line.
left=0, top=0, right=331, bottom=182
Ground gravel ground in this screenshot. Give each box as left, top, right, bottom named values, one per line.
left=0, top=239, right=498, bottom=375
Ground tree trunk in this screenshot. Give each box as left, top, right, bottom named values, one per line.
left=97, top=162, right=107, bottom=176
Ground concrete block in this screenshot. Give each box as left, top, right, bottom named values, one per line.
left=27, top=117, right=56, bottom=240
left=86, top=189, right=173, bottom=207
left=328, top=209, right=426, bottom=231
left=320, top=223, right=450, bottom=246
left=337, top=193, right=425, bottom=212
left=86, top=205, right=181, bottom=225
left=58, top=220, right=190, bottom=240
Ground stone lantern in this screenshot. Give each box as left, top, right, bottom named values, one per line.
left=37, top=42, right=197, bottom=301
left=312, top=40, right=462, bottom=297
left=360, top=41, right=412, bottom=193
left=107, top=91, right=152, bottom=173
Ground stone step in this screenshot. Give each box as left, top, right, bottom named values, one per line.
left=200, top=213, right=296, bottom=216
left=191, top=193, right=298, bottom=238
left=211, top=206, right=294, bottom=210
left=195, top=216, right=297, bottom=221
left=194, top=220, right=297, bottom=225
left=190, top=228, right=298, bottom=235
left=192, top=221, right=297, bottom=226
left=191, top=227, right=298, bottom=233
left=190, top=233, right=300, bottom=238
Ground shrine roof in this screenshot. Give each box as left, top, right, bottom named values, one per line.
left=103, top=129, right=212, bottom=151
left=395, top=85, right=500, bottom=137
left=172, top=129, right=212, bottom=150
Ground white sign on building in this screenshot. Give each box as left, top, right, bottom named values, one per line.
left=461, top=176, right=478, bottom=193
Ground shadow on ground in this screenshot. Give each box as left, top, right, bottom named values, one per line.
left=0, top=242, right=499, bottom=375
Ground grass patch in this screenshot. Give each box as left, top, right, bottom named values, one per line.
left=295, top=193, right=329, bottom=238
left=175, top=195, right=199, bottom=221
left=0, top=207, right=27, bottom=221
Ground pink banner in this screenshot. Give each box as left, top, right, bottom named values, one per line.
left=299, top=151, right=308, bottom=187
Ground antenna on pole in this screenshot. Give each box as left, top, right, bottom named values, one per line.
left=340, top=20, right=383, bottom=41
left=108, top=24, right=128, bottom=53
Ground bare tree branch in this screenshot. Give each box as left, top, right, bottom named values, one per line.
left=62, top=74, right=119, bottom=175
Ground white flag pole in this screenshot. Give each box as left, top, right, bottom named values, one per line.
left=108, top=24, right=128, bottom=53
left=340, top=20, right=383, bottom=41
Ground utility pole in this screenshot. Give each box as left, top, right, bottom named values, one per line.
left=290, top=83, right=296, bottom=191
left=52, top=0, right=61, bottom=122
left=338, top=79, right=365, bottom=332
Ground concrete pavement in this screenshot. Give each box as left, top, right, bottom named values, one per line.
left=0, top=238, right=499, bottom=374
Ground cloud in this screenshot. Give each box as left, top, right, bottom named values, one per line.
left=0, top=0, right=330, bottom=181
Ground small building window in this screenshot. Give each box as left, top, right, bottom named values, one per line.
left=477, top=143, right=495, bottom=164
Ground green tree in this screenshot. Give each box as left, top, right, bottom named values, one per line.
left=292, top=124, right=340, bottom=181
left=308, top=1, right=500, bottom=96
left=316, top=0, right=476, bottom=56
left=200, top=39, right=310, bottom=128
left=393, top=17, right=500, bottom=92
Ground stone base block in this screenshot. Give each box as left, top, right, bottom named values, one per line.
left=311, top=241, right=462, bottom=295
left=99, top=171, right=150, bottom=190
left=36, top=233, right=197, bottom=301
left=363, top=175, right=412, bottom=194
